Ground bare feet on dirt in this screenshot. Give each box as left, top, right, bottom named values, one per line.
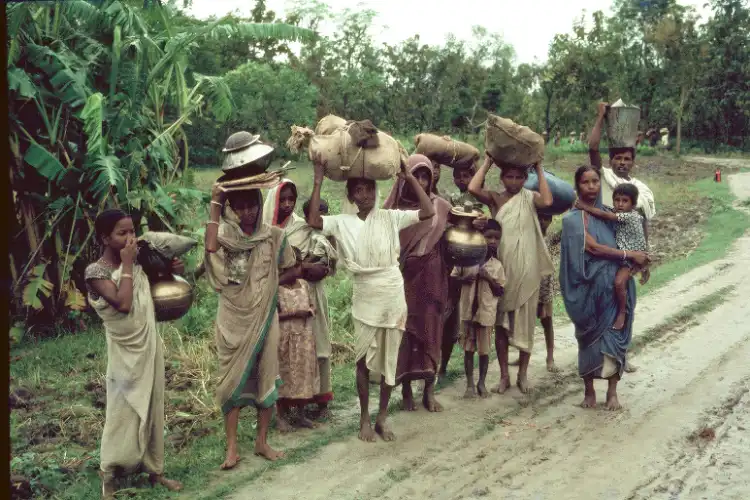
left=314, top=407, right=332, bottom=421
left=149, top=474, right=183, bottom=492
left=492, top=377, right=512, bottom=394
left=605, top=391, right=622, bottom=411
left=254, top=443, right=285, bottom=461
left=401, top=394, right=417, bottom=411
left=358, top=419, right=376, bottom=442
left=296, top=416, right=318, bottom=429
left=624, top=361, right=638, bottom=373
left=220, top=452, right=242, bottom=470
left=374, top=418, right=396, bottom=442
left=580, top=389, right=597, bottom=409
left=516, top=375, right=531, bottom=394
left=463, top=386, right=477, bottom=399
left=477, top=382, right=490, bottom=398
left=546, top=358, right=560, bottom=373
left=423, top=391, right=444, bottom=412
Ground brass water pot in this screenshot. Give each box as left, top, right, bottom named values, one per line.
left=151, top=274, right=194, bottom=322
left=445, top=202, right=487, bottom=267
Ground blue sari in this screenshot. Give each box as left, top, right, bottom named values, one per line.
left=559, top=196, right=636, bottom=378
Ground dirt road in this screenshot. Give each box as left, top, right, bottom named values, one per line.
left=226, top=172, right=750, bottom=500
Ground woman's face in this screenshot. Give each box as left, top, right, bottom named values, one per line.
left=103, top=217, right=135, bottom=251
left=277, top=185, right=297, bottom=222
left=500, top=166, right=527, bottom=195
left=577, top=170, right=601, bottom=202
left=231, top=195, right=261, bottom=228
left=414, top=167, right=432, bottom=194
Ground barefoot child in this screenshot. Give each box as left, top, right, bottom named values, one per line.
left=452, top=220, right=506, bottom=398
left=306, top=154, right=435, bottom=443
left=510, top=212, right=558, bottom=372
left=469, top=153, right=554, bottom=395
left=575, top=183, right=650, bottom=330
left=276, top=260, right=320, bottom=432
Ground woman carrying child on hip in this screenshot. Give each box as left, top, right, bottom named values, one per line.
left=575, top=182, right=650, bottom=330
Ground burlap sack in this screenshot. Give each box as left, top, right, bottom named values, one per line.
left=287, top=126, right=401, bottom=182
left=414, top=133, right=479, bottom=169
left=485, top=115, right=545, bottom=167
left=315, top=115, right=348, bottom=135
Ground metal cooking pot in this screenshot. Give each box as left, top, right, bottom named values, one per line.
left=605, top=99, right=641, bottom=149
left=220, top=132, right=276, bottom=179
left=445, top=203, right=487, bottom=267
left=151, top=274, right=194, bottom=322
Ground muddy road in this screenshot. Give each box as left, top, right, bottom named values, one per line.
left=225, top=172, right=750, bottom=500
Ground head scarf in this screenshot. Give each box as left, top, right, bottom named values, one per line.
left=383, top=154, right=451, bottom=261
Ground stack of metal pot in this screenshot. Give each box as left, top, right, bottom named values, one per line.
left=218, top=131, right=276, bottom=183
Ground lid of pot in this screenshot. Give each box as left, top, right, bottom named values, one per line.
left=449, top=204, right=483, bottom=218
left=222, top=131, right=261, bottom=153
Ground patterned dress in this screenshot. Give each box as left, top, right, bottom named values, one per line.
left=84, top=260, right=114, bottom=301
left=277, top=279, right=320, bottom=406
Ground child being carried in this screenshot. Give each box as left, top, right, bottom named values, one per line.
left=575, top=183, right=651, bottom=330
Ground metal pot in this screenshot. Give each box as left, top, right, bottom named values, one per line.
left=151, top=274, right=194, bottom=322
left=220, top=132, right=275, bottom=180
left=445, top=202, right=487, bottom=267
left=605, top=100, right=641, bottom=149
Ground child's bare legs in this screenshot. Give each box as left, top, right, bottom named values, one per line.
left=613, top=267, right=631, bottom=330
left=492, top=326, right=511, bottom=394
left=401, top=379, right=417, bottom=411
left=541, top=316, right=558, bottom=372
left=477, top=355, right=490, bottom=398
left=463, top=351, right=476, bottom=398
left=275, top=403, right=294, bottom=433
left=356, top=358, right=376, bottom=442
left=375, top=377, right=396, bottom=440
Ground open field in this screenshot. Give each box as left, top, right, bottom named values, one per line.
left=10, top=154, right=750, bottom=499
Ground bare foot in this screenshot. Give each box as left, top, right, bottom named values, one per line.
left=613, top=312, right=626, bottom=330
left=401, top=393, right=417, bottom=411
left=149, top=474, right=183, bottom=492
left=516, top=375, right=531, bottom=394
left=220, top=453, right=242, bottom=470
left=605, top=391, right=622, bottom=411
left=254, top=443, right=285, bottom=461
left=477, top=382, right=490, bottom=399
left=374, top=419, right=396, bottom=442
left=624, top=361, right=638, bottom=373
left=546, top=358, right=560, bottom=373
left=509, top=358, right=520, bottom=366
left=492, top=377, right=511, bottom=394
left=423, top=391, right=444, bottom=412
left=296, top=416, right=318, bottom=429
left=315, top=406, right=333, bottom=421
left=276, top=416, right=294, bottom=433
left=580, top=391, right=597, bottom=409
left=463, top=386, right=477, bottom=399
left=358, top=419, right=376, bottom=442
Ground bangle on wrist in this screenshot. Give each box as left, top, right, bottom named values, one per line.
left=210, top=200, right=223, bottom=207
left=207, top=220, right=219, bottom=226
left=120, top=273, right=133, bottom=280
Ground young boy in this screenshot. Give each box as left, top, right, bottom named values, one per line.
left=510, top=212, right=558, bottom=372
left=452, top=220, right=506, bottom=398
left=576, top=183, right=650, bottom=330
left=306, top=154, right=435, bottom=443
left=449, top=166, right=483, bottom=211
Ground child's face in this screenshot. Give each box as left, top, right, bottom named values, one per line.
left=278, top=185, right=297, bottom=221
left=453, top=168, right=473, bottom=192
left=537, top=214, right=552, bottom=235
left=613, top=194, right=634, bottom=213
left=231, top=197, right=261, bottom=228
left=413, top=166, right=432, bottom=195
left=484, top=229, right=501, bottom=254
left=500, top=166, right=527, bottom=195
left=431, top=161, right=441, bottom=187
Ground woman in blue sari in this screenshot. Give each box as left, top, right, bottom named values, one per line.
left=559, top=166, right=650, bottom=410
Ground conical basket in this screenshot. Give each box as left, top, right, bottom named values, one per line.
left=605, top=100, right=641, bottom=149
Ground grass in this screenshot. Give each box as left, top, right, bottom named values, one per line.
left=9, top=151, right=749, bottom=499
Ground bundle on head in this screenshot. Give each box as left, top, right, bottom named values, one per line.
left=415, top=133, right=479, bottom=169
left=286, top=121, right=402, bottom=182
left=347, top=120, right=380, bottom=148
left=485, top=115, right=544, bottom=167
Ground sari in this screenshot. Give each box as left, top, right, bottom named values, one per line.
left=383, top=154, right=452, bottom=384
left=559, top=193, right=636, bottom=378
left=85, top=263, right=165, bottom=476
left=263, top=180, right=337, bottom=404
left=204, top=190, right=296, bottom=414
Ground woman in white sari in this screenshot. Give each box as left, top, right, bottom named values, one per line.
left=85, top=209, right=183, bottom=499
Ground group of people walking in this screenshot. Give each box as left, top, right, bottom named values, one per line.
left=84, top=103, right=656, bottom=498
